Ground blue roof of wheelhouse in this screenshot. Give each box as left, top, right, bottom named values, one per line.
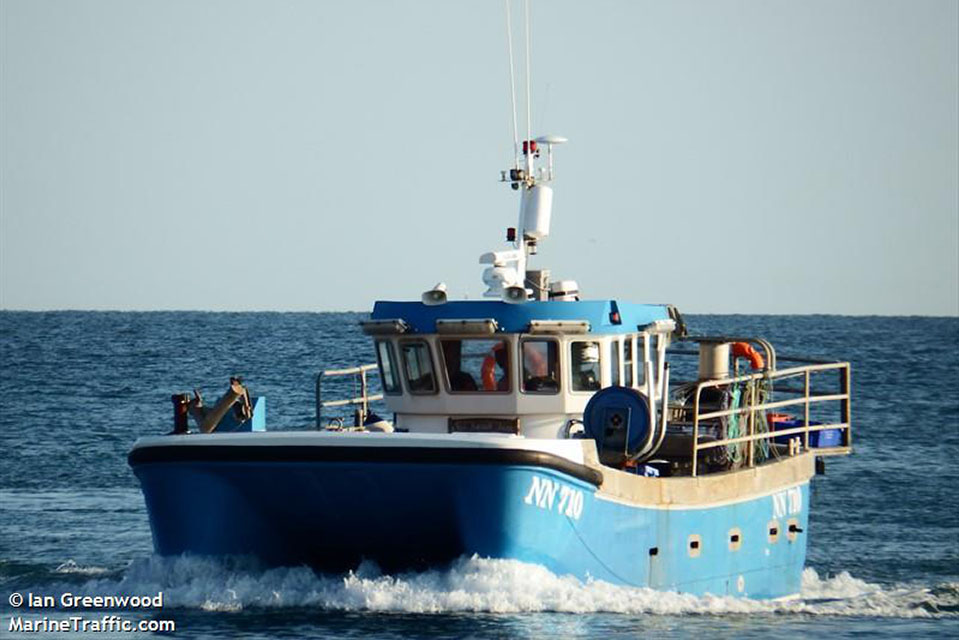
left=370, top=300, right=670, bottom=335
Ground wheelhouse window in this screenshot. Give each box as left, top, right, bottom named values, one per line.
left=401, top=341, right=437, bottom=394
left=610, top=340, right=621, bottom=387
left=570, top=341, right=601, bottom=392
left=637, top=334, right=649, bottom=387
left=624, top=337, right=634, bottom=387
left=521, top=339, right=560, bottom=394
left=440, top=339, right=511, bottom=393
left=375, top=340, right=401, bottom=395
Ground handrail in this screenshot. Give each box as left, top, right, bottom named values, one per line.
left=680, top=336, right=778, bottom=371
left=694, top=422, right=848, bottom=450
left=315, top=363, right=381, bottom=428
left=323, top=364, right=379, bottom=376
left=696, top=393, right=849, bottom=420
left=321, top=395, right=385, bottom=409
left=667, top=347, right=841, bottom=368
left=690, top=361, right=851, bottom=476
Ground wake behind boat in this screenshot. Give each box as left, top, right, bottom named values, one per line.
left=128, top=8, right=852, bottom=600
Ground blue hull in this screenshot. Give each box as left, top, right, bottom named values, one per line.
left=132, top=457, right=809, bottom=599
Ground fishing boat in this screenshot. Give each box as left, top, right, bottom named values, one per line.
left=128, top=133, right=851, bottom=599
left=128, top=10, right=852, bottom=600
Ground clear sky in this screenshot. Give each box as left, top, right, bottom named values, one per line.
left=1, top=0, right=956, bottom=315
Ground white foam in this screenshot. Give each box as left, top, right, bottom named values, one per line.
left=53, top=560, right=111, bottom=576
left=54, top=556, right=959, bottom=618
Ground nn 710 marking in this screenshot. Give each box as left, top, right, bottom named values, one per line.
left=523, top=475, right=584, bottom=520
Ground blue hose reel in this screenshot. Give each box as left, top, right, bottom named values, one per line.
left=583, top=387, right=660, bottom=466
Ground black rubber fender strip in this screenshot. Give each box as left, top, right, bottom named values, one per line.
left=128, top=444, right=605, bottom=487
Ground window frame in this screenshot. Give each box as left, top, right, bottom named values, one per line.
left=609, top=339, right=621, bottom=387
left=519, top=337, right=562, bottom=395
left=374, top=339, right=402, bottom=396
left=624, top=335, right=634, bottom=388
left=569, top=339, right=603, bottom=393
left=637, top=333, right=650, bottom=387
left=398, top=339, right=439, bottom=395
left=438, top=337, right=513, bottom=395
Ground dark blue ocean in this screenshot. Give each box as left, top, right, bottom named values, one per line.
left=1, top=311, right=956, bottom=638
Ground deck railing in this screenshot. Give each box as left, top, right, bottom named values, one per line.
left=689, top=362, right=851, bottom=476
left=315, top=363, right=383, bottom=428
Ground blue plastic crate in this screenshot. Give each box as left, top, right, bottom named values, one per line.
left=773, top=419, right=842, bottom=448
left=809, top=426, right=842, bottom=448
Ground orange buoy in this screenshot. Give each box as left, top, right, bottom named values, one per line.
left=731, top=342, right=765, bottom=370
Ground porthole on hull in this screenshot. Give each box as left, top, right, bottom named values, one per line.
left=728, top=527, right=742, bottom=551
left=768, top=519, right=780, bottom=544
left=787, top=517, right=802, bottom=542
left=687, top=534, right=702, bottom=558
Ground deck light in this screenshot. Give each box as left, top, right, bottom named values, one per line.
left=359, top=319, right=409, bottom=336
left=527, top=320, right=590, bottom=334
left=435, top=319, right=500, bottom=335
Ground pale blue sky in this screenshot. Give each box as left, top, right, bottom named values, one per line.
left=1, top=0, right=956, bottom=315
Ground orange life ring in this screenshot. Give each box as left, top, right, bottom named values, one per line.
left=481, top=353, right=497, bottom=390
left=482, top=342, right=511, bottom=391
left=731, top=342, right=765, bottom=370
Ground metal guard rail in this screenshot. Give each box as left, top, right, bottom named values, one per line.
left=315, top=363, right=383, bottom=428
left=691, top=362, right=851, bottom=477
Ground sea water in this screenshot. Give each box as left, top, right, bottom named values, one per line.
left=1, top=312, right=956, bottom=638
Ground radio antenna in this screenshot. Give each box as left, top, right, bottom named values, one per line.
left=505, top=0, right=519, bottom=169
left=524, top=0, right=532, bottom=175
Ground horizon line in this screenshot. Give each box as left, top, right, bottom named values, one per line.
left=1, top=307, right=957, bottom=319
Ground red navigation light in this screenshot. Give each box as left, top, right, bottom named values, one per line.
left=506, top=227, right=516, bottom=242
left=522, top=140, right=538, bottom=155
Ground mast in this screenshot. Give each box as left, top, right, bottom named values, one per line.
left=480, top=1, right=567, bottom=303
